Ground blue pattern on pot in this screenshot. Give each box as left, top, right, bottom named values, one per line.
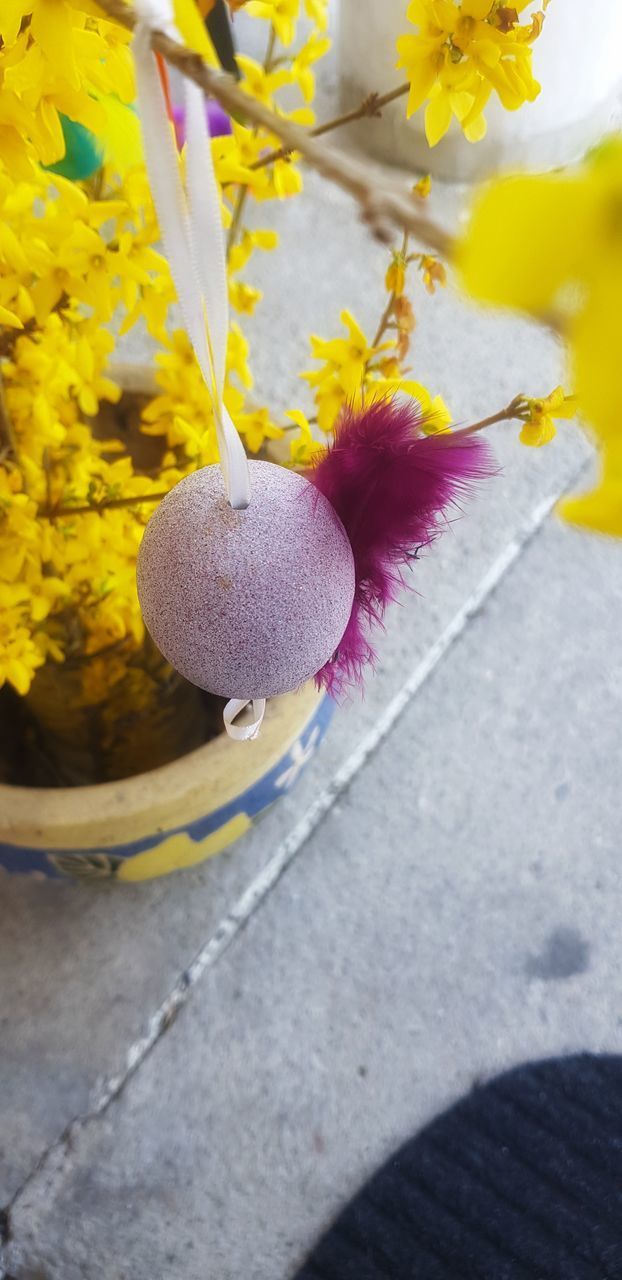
left=0, top=695, right=334, bottom=881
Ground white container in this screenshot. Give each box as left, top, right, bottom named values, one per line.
left=338, top=0, right=622, bottom=180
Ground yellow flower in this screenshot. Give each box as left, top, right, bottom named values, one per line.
left=245, top=0, right=301, bottom=47
left=414, top=173, right=432, bottom=198
left=458, top=140, right=622, bottom=532
left=0, top=0, right=134, bottom=172
left=369, top=377, right=452, bottom=433
left=302, top=309, right=389, bottom=430
left=290, top=32, right=332, bottom=103
left=420, top=254, right=447, bottom=293
left=561, top=451, right=622, bottom=537
left=304, top=0, right=328, bottom=30
left=223, top=120, right=303, bottom=203
left=385, top=253, right=407, bottom=297
left=0, top=620, right=45, bottom=694
left=0, top=303, right=23, bottom=327
left=228, top=228, right=279, bottom=276
left=229, top=280, right=263, bottom=314
left=173, top=0, right=219, bottom=61
left=393, top=294, right=416, bottom=360
left=236, top=54, right=293, bottom=108
left=519, top=388, right=577, bottom=448
left=236, top=406, right=284, bottom=452
left=396, top=0, right=542, bottom=146
left=285, top=408, right=320, bottom=466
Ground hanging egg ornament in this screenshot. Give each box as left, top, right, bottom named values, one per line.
left=130, top=3, right=496, bottom=739
left=137, top=461, right=356, bottom=700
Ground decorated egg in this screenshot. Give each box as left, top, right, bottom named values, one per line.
left=137, top=460, right=356, bottom=700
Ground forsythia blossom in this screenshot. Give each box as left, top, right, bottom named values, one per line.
left=396, top=0, right=546, bottom=146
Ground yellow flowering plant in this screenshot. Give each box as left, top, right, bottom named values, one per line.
left=0, top=0, right=576, bottom=787
left=457, top=138, right=622, bottom=532
left=397, top=0, right=548, bottom=146
left=0, top=0, right=334, bottom=781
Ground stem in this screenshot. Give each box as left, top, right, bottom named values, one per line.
left=452, top=396, right=526, bottom=438
left=42, top=491, right=170, bottom=520
left=371, top=230, right=409, bottom=348
left=0, top=368, right=18, bottom=459
left=371, top=295, right=396, bottom=351
left=226, top=186, right=249, bottom=256
left=92, top=0, right=454, bottom=251
left=263, top=25, right=277, bottom=74
left=251, top=83, right=410, bottom=171
left=40, top=397, right=527, bottom=513
left=227, top=23, right=276, bottom=257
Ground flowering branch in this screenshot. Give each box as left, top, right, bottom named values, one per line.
left=92, top=0, right=452, bottom=251
left=453, top=395, right=528, bottom=438
left=372, top=231, right=410, bottom=349
left=38, top=397, right=533, bottom=521
left=227, top=22, right=277, bottom=256
left=250, top=82, right=410, bottom=171
left=42, top=492, right=171, bottom=520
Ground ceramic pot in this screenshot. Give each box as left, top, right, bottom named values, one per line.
left=0, top=683, right=332, bottom=882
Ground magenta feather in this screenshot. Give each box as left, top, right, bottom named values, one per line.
left=308, top=396, right=496, bottom=696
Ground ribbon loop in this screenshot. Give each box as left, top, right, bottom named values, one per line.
left=223, top=699, right=266, bottom=742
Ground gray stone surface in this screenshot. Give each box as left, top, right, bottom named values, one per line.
left=5, top=514, right=622, bottom=1280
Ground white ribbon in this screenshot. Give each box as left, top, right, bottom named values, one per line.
left=133, top=4, right=265, bottom=739
left=223, top=698, right=266, bottom=742
left=132, top=4, right=251, bottom=511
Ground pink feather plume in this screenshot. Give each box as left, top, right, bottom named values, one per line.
left=308, top=396, right=496, bottom=696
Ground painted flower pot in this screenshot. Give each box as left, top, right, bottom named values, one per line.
left=0, top=683, right=332, bottom=882
left=338, top=0, right=622, bottom=181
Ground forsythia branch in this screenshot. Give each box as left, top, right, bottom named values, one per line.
left=250, top=83, right=411, bottom=171
left=453, top=396, right=528, bottom=438
left=92, top=0, right=452, bottom=252
left=41, top=492, right=171, bottom=519
left=38, top=399, right=530, bottom=520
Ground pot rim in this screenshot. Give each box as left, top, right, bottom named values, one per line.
left=0, top=682, right=324, bottom=849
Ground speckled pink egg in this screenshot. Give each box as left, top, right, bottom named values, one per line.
left=136, top=460, right=355, bottom=699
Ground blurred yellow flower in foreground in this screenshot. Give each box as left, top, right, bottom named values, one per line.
left=396, top=0, right=544, bottom=147
left=458, top=139, right=622, bottom=532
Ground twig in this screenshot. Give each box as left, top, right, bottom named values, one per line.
left=39, top=397, right=529, bottom=519
left=452, top=395, right=527, bottom=438
left=227, top=21, right=276, bottom=256
left=371, top=230, right=409, bottom=349
left=42, top=492, right=170, bottom=520
left=250, top=83, right=410, bottom=171
left=226, top=180, right=249, bottom=256
left=92, top=0, right=453, bottom=252
left=0, top=369, right=18, bottom=458
left=263, top=24, right=277, bottom=75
